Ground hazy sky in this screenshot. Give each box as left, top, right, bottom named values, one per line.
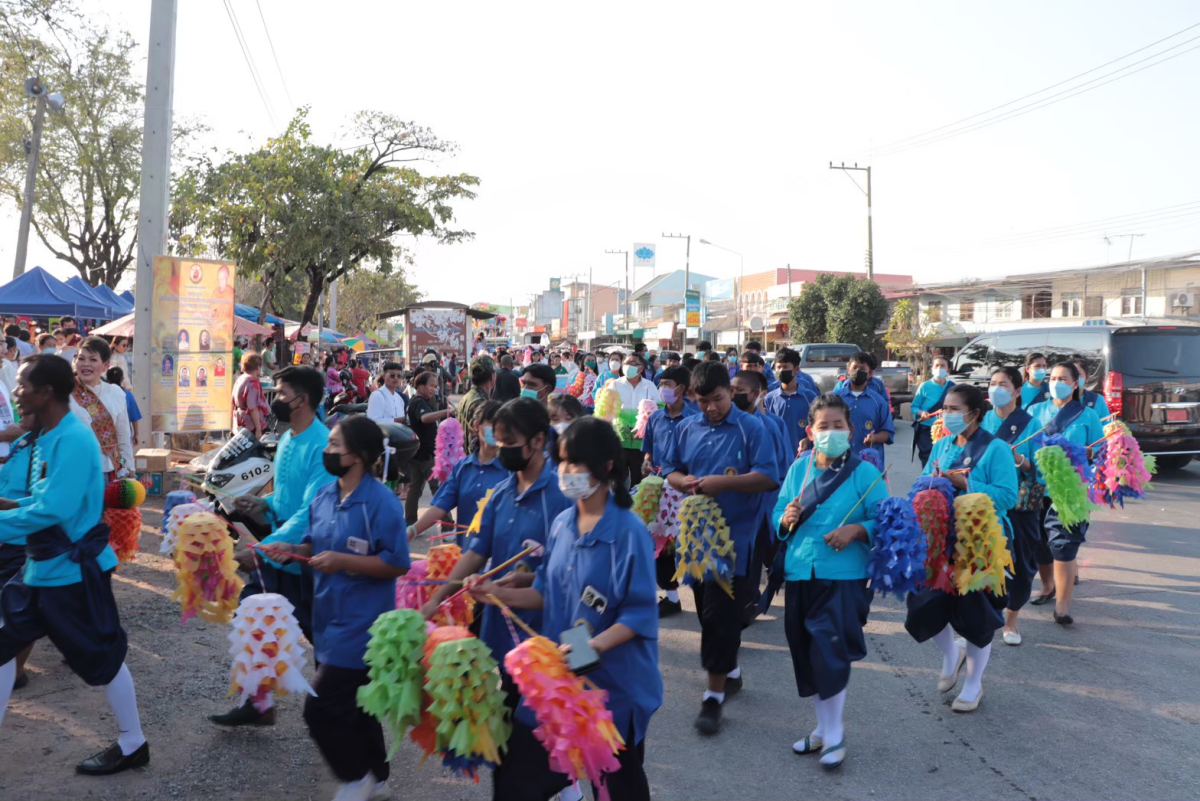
left=6, top=0, right=1200, bottom=307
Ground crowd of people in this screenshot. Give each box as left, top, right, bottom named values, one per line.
left=0, top=330, right=1114, bottom=800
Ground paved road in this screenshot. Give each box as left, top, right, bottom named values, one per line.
left=3, top=426, right=1198, bottom=800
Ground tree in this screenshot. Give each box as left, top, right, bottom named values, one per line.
left=787, top=273, right=888, bottom=349
left=0, top=13, right=145, bottom=287
left=885, top=298, right=940, bottom=380
left=171, top=108, right=478, bottom=327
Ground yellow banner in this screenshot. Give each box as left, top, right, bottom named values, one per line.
left=150, top=256, right=236, bottom=432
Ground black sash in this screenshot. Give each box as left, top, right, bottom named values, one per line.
left=911, top=380, right=953, bottom=429
left=1042, top=400, right=1085, bottom=437
left=946, top=426, right=996, bottom=471
left=1027, top=382, right=1050, bottom=405
left=1081, top=390, right=1103, bottom=410
left=991, top=408, right=1033, bottom=446
left=25, top=523, right=118, bottom=632
left=783, top=451, right=861, bottom=537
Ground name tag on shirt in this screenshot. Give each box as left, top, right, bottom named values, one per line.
left=346, top=536, right=370, bottom=555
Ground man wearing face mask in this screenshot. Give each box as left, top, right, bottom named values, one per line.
left=218, top=366, right=334, bottom=728
left=610, top=352, right=662, bottom=486
left=910, top=356, right=955, bottom=467
left=833, top=351, right=888, bottom=402
left=518, top=363, right=557, bottom=405
left=764, top=347, right=816, bottom=460
left=833, top=352, right=894, bottom=464
left=405, top=371, right=456, bottom=525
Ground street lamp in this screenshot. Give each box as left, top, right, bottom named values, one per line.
left=699, top=239, right=744, bottom=351
left=13, top=77, right=66, bottom=278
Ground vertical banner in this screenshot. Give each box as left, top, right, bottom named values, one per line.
left=685, top=288, right=701, bottom=327
left=150, top=256, right=236, bottom=432
left=633, top=243, right=656, bottom=270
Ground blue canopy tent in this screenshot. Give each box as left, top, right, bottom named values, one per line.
left=94, top=284, right=133, bottom=314
left=118, top=289, right=134, bottom=305
left=64, top=275, right=116, bottom=319
left=0, top=267, right=111, bottom=319
left=235, top=302, right=288, bottom=327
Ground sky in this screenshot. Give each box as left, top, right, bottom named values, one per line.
left=4, top=0, right=1200, bottom=308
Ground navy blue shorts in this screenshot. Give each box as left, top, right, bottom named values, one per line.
left=0, top=570, right=127, bottom=686
left=1042, top=502, right=1087, bottom=562
left=784, top=576, right=872, bottom=699
left=905, top=586, right=1004, bottom=650
left=0, top=543, right=25, bottom=587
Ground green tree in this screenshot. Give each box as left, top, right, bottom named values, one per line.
left=885, top=298, right=940, bottom=380
left=787, top=273, right=888, bottom=349
left=171, top=108, right=478, bottom=327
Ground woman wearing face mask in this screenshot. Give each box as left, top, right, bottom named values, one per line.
left=547, top=394, right=583, bottom=435
left=611, top=353, right=662, bottom=486
left=270, top=416, right=410, bottom=801
left=408, top=401, right=507, bottom=546
left=421, top=398, right=571, bottom=673
left=910, top=356, right=954, bottom=467
left=772, top=395, right=888, bottom=769
left=982, top=367, right=1040, bottom=645
left=1024, top=362, right=1104, bottom=624
left=591, top=352, right=624, bottom=403
left=473, top=416, right=661, bottom=801
left=1021, top=352, right=1050, bottom=407
left=906, top=384, right=1017, bottom=713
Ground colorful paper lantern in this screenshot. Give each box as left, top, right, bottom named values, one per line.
left=951, top=493, right=1012, bottom=596
left=1090, top=421, right=1155, bottom=509
left=910, top=488, right=955, bottom=594
left=1035, top=446, right=1094, bottom=529
left=594, top=387, right=622, bottom=422
left=930, top=418, right=949, bottom=443
left=104, top=507, right=142, bottom=565
left=432, top=417, right=466, bottom=483
left=425, top=635, right=511, bottom=779
left=673, top=495, right=735, bottom=596
left=648, top=485, right=684, bottom=557
left=632, top=399, right=658, bottom=440
left=172, top=511, right=244, bottom=624
left=631, top=476, right=665, bottom=527
left=357, top=609, right=428, bottom=755
left=395, top=559, right=432, bottom=610
left=104, top=478, right=147, bottom=509
left=426, top=544, right=473, bottom=627
left=227, top=592, right=314, bottom=706
left=868, top=497, right=927, bottom=598
left=162, top=501, right=207, bottom=557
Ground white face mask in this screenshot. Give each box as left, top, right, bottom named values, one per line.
left=559, top=470, right=601, bottom=501
left=552, top=421, right=570, bottom=435
left=609, top=360, right=622, bottom=373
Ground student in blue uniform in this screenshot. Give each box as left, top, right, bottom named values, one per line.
left=1020, top=352, right=1050, bottom=407
left=0, top=354, right=149, bottom=775
left=640, top=364, right=698, bottom=616
left=408, top=401, right=507, bottom=544
left=982, top=367, right=1040, bottom=646
left=765, top=347, right=816, bottom=459
left=662, top=362, right=779, bottom=735
left=216, top=366, right=334, bottom=728
left=422, top=398, right=571, bottom=667
left=1025, top=362, right=1105, bottom=626
left=771, top=394, right=886, bottom=769
left=1069, top=355, right=1111, bottom=419
left=0, top=411, right=38, bottom=690
left=905, top=384, right=1017, bottom=713
left=910, top=356, right=954, bottom=467
left=832, top=351, right=888, bottom=401
left=744, top=340, right=779, bottom=390
left=272, top=416, right=410, bottom=801
left=475, top=416, right=661, bottom=801
left=833, top=353, right=895, bottom=465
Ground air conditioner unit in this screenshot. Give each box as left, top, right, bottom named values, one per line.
left=1171, top=292, right=1195, bottom=308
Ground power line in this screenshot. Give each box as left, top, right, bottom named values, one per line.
left=253, top=0, right=294, bottom=109
left=220, top=0, right=278, bottom=130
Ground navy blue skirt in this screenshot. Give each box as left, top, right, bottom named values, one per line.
left=905, top=587, right=1004, bottom=650
left=784, top=576, right=872, bottom=700
left=1006, top=510, right=1041, bottom=611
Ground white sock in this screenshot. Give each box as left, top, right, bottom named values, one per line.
left=665, top=590, right=680, bottom=602
left=810, top=696, right=824, bottom=739
left=558, top=781, right=584, bottom=801
left=104, top=663, right=147, bottom=755
left=959, top=643, right=990, bottom=703
left=932, top=625, right=959, bottom=677
left=727, top=666, right=741, bottom=680
left=703, top=690, right=725, bottom=704
left=0, top=659, right=13, bottom=730
left=816, top=690, right=846, bottom=749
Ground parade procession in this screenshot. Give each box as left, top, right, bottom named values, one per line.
left=2, top=2, right=1199, bottom=800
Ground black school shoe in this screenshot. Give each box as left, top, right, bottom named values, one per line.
left=658, top=597, right=682, bottom=617
left=76, top=741, right=150, bottom=775
left=209, top=700, right=276, bottom=727
left=724, top=674, right=744, bottom=697
left=695, top=698, right=723, bottom=735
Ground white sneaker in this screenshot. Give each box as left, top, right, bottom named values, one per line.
left=555, top=781, right=584, bottom=801
left=332, top=774, right=375, bottom=801
left=369, top=779, right=391, bottom=801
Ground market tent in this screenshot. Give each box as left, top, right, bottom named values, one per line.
left=118, top=290, right=134, bottom=304
left=65, top=276, right=116, bottom=318
left=0, top=266, right=111, bottom=318
left=93, top=312, right=274, bottom=338
left=94, top=284, right=134, bottom=314
left=235, top=302, right=288, bottom=326
left=285, top=323, right=347, bottom=342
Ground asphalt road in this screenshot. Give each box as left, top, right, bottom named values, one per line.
left=2, top=425, right=1198, bottom=800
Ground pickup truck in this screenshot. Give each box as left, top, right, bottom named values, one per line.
left=792, top=343, right=914, bottom=412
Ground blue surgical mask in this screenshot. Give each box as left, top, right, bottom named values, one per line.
left=482, top=425, right=497, bottom=447
left=988, top=385, right=1013, bottom=408
left=1049, top=380, right=1073, bottom=400
left=1031, top=368, right=1047, bottom=381
left=933, top=367, right=949, bottom=380
left=812, top=429, right=851, bottom=458
left=943, top=411, right=973, bottom=437
left=520, top=387, right=540, bottom=400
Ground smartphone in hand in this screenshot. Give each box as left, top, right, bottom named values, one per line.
left=560, top=623, right=601, bottom=675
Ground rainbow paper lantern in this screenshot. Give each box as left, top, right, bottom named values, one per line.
left=104, top=507, right=142, bottom=565
left=911, top=488, right=955, bottom=594
left=648, top=485, right=684, bottom=557
left=427, top=544, right=473, bottom=627
left=104, top=478, right=147, bottom=509
left=227, top=592, right=314, bottom=705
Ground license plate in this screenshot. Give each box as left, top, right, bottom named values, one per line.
left=1167, top=409, right=1189, bottom=423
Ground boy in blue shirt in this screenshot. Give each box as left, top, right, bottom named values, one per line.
left=663, top=362, right=779, bottom=735
left=833, top=352, right=895, bottom=464
left=764, top=347, right=816, bottom=459
left=833, top=351, right=889, bottom=402
left=0, top=354, right=149, bottom=776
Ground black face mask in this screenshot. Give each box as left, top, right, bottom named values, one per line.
left=778, top=370, right=795, bottom=386
left=322, top=451, right=352, bottom=478
left=271, top=396, right=298, bottom=423
left=732, top=392, right=754, bottom=411
left=498, top=444, right=531, bottom=472
left=851, top=370, right=869, bottom=387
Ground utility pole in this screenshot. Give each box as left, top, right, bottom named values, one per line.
left=829, top=162, right=873, bottom=280
left=605, top=249, right=629, bottom=321
left=1111, top=233, right=1146, bottom=322
left=329, top=278, right=339, bottom=332
left=13, top=92, right=46, bottom=278
left=133, top=0, right=179, bottom=438
left=662, top=232, right=691, bottom=344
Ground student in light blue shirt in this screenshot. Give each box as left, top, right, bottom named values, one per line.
left=833, top=352, right=895, bottom=464
left=771, top=394, right=886, bottom=770
left=0, top=354, right=148, bottom=776
left=1069, top=355, right=1111, bottom=420
left=909, top=355, right=954, bottom=467
left=476, top=416, right=660, bottom=801
left=905, top=384, right=1017, bottom=715
left=662, top=362, right=778, bottom=735
left=1020, top=352, right=1050, bottom=407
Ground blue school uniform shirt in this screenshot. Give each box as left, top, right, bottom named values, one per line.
left=468, top=459, right=572, bottom=663
left=682, top=397, right=701, bottom=416
left=910, top=379, right=953, bottom=427
left=833, top=385, right=895, bottom=463
left=833, top=376, right=889, bottom=401
left=763, top=386, right=814, bottom=459
left=302, top=476, right=411, bottom=669
left=530, top=497, right=662, bottom=742
left=921, top=431, right=1019, bottom=515
left=756, top=409, right=791, bottom=482
left=430, top=452, right=508, bottom=525
left=123, top=388, right=142, bottom=424
left=0, top=413, right=117, bottom=586
left=260, top=420, right=336, bottom=573
left=660, top=405, right=779, bottom=577
left=640, top=404, right=700, bottom=468
left=770, top=455, right=888, bottom=581
left=1025, top=400, right=1105, bottom=486
left=795, top=370, right=819, bottom=396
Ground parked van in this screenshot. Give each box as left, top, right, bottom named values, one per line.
left=951, top=324, right=1200, bottom=472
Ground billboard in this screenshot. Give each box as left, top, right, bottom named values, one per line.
left=685, top=288, right=701, bottom=328
left=407, top=307, right=467, bottom=367
left=633, top=243, right=656, bottom=270
left=706, top=278, right=735, bottom=301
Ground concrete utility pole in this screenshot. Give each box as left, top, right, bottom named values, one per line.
left=662, top=232, right=692, bottom=347
left=1111, top=233, right=1146, bottom=322
left=133, top=0, right=179, bottom=433
left=329, top=278, right=339, bottom=332
left=13, top=91, right=47, bottom=278
left=605, top=249, right=630, bottom=321
left=829, top=162, right=873, bottom=280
